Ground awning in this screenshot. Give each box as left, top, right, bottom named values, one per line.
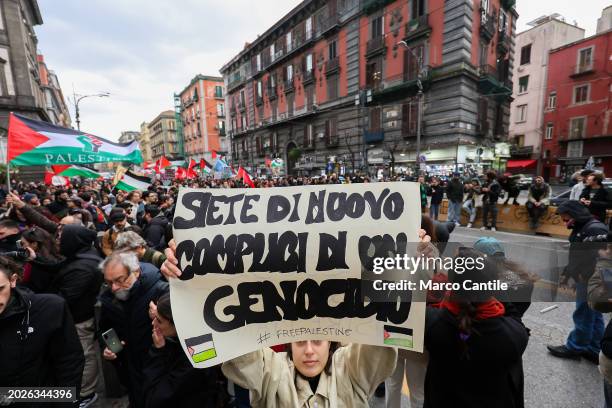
left=506, top=159, right=537, bottom=169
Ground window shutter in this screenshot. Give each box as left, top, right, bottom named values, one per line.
left=409, top=103, right=418, bottom=136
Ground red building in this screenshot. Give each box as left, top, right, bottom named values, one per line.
left=541, top=29, right=612, bottom=180
left=221, top=0, right=517, bottom=176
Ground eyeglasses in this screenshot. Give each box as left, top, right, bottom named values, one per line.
left=104, top=273, right=131, bottom=287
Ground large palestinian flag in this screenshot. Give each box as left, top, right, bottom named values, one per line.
left=7, top=113, right=142, bottom=166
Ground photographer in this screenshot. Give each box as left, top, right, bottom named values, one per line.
left=20, top=227, right=65, bottom=294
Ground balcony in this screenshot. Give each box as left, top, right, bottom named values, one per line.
left=404, top=14, right=432, bottom=42
left=570, top=62, right=596, bottom=78
left=497, top=31, right=511, bottom=55
left=480, top=15, right=496, bottom=42
left=369, top=66, right=432, bottom=103
left=478, top=64, right=512, bottom=96
left=509, top=145, right=534, bottom=157
left=362, top=0, right=395, bottom=15
left=366, top=36, right=386, bottom=58
left=302, top=69, right=315, bottom=86
left=219, top=128, right=226, bottom=136
left=364, top=130, right=384, bottom=143
left=267, top=86, right=277, bottom=100
left=325, top=56, right=340, bottom=76
left=284, top=78, right=295, bottom=93
left=318, top=13, right=340, bottom=37
left=227, top=75, right=245, bottom=92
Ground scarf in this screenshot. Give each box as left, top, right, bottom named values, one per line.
left=435, top=296, right=506, bottom=320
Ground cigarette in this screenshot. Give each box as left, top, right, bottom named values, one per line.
left=540, top=305, right=558, bottom=314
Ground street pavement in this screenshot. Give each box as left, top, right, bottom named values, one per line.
left=371, top=226, right=605, bottom=408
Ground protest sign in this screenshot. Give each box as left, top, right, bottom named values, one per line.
left=170, top=182, right=425, bottom=368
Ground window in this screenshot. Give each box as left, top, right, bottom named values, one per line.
left=567, top=140, right=584, bottom=158
left=520, top=44, right=531, bottom=65
left=569, top=117, right=586, bottom=139
left=256, top=54, right=261, bottom=72
left=516, top=104, right=527, bottom=122
left=218, top=120, right=225, bottom=135
left=240, top=90, right=246, bottom=107
left=412, top=0, right=425, bottom=17
left=518, top=75, right=529, bottom=93
left=578, top=47, right=593, bottom=71
left=286, top=65, right=293, bottom=81
left=304, top=124, right=314, bottom=147
left=498, top=9, right=508, bottom=33
left=305, top=16, right=313, bottom=39
left=479, top=44, right=488, bottom=66
left=480, top=0, right=489, bottom=23
left=329, top=40, right=337, bottom=60
left=306, top=53, right=313, bottom=72
left=371, top=15, right=384, bottom=39
left=270, top=44, right=275, bottom=60
left=286, top=31, right=292, bottom=52
left=257, top=81, right=263, bottom=98
left=370, top=107, right=382, bottom=131
left=214, top=86, right=223, bottom=98
left=573, top=84, right=589, bottom=104
left=327, top=75, right=338, bottom=100
left=548, top=92, right=557, bottom=109
left=241, top=116, right=247, bottom=130
left=545, top=123, right=554, bottom=140
left=217, top=103, right=225, bottom=117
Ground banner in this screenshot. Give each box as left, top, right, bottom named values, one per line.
left=171, top=182, right=424, bottom=368
left=7, top=113, right=142, bottom=166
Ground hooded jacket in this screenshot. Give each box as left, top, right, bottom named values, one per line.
left=445, top=178, right=465, bottom=202
left=579, top=185, right=610, bottom=222
left=143, top=214, right=169, bottom=250
left=53, top=225, right=103, bottom=323
left=558, top=201, right=609, bottom=282
left=424, top=307, right=528, bottom=408
left=98, top=263, right=169, bottom=408
left=0, top=287, right=84, bottom=396
left=222, top=344, right=397, bottom=408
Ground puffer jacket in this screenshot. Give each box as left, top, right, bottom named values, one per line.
left=222, top=344, right=397, bottom=408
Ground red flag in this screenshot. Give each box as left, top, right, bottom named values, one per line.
left=187, top=159, right=196, bottom=171
left=155, top=156, right=171, bottom=173
left=265, top=157, right=271, bottom=168
left=238, top=166, right=255, bottom=188
left=211, top=150, right=217, bottom=159
left=175, top=167, right=186, bottom=179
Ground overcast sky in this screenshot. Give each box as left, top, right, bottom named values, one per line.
left=36, top=0, right=610, bottom=141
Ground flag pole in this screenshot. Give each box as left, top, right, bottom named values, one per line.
left=6, top=162, right=10, bottom=192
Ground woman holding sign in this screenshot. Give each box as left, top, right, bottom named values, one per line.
left=161, top=229, right=432, bottom=408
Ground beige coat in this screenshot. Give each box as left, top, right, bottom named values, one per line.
left=222, top=344, right=397, bottom=408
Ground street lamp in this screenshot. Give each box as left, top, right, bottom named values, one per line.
left=72, top=91, right=110, bottom=131
left=397, top=40, right=424, bottom=174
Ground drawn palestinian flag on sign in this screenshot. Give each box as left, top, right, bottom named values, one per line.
left=7, top=113, right=142, bottom=166
left=383, top=325, right=413, bottom=348
left=185, top=333, right=217, bottom=363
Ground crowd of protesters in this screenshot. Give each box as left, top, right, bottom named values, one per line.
left=0, top=169, right=610, bottom=408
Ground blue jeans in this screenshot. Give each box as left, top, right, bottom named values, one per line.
left=447, top=201, right=462, bottom=224
left=566, top=282, right=605, bottom=355
left=463, top=201, right=477, bottom=223
left=430, top=203, right=440, bottom=220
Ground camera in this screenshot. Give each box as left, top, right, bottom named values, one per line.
left=0, top=248, right=30, bottom=262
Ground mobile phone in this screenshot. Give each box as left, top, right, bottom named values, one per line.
left=602, top=268, right=612, bottom=295
left=102, top=328, right=123, bottom=354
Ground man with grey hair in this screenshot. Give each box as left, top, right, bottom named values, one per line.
left=114, top=231, right=167, bottom=269
left=98, top=251, right=168, bottom=408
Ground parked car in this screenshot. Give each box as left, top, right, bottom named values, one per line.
left=550, top=179, right=612, bottom=207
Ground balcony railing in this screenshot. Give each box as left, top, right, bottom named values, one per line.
left=362, top=0, right=395, bottom=14
left=255, top=95, right=263, bottom=105
left=570, top=62, right=596, bottom=77
left=497, top=30, right=511, bottom=55
left=284, top=78, right=294, bottom=93
left=325, top=56, right=340, bottom=76
left=227, top=75, right=245, bottom=92
left=302, top=69, right=315, bottom=85
left=480, top=14, right=496, bottom=41
left=267, top=86, right=277, bottom=100
left=318, top=12, right=340, bottom=37
left=366, top=36, right=386, bottom=57
left=404, top=14, right=431, bottom=41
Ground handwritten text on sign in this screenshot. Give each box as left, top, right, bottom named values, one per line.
left=170, top=182, right=424, bottom=368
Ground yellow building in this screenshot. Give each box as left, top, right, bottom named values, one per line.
left=138, top=121, right=153, bottom=163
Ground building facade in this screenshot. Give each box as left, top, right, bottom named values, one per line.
left=37, top=54, right=71, bottom=127
left=597, top=6, right=612, bottom=34
left=149, top=110, right=178, bottom=161
left=220, top=0, right=517, bottom=177
left=0, top=0, right=48, bottom=134
left=118, top=130, right=139, bottom=144
left=178, top=74, right=227, bottom=162
left=138, top=121, right=153, bottom=163
left=541, top=29, right=612, bottom=180
left=507, top=15, right=584, bottom=174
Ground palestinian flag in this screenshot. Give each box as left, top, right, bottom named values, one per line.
left=185, top=333, right=217, bottom=364
left=56, top=165, right=101, bottom=179
left=383, top=325, right=413, bottom=348
left=197, top=158, right=213, bottom=174
left=8, top=113, right=142, bottom=166
left=115, top=170, right=151, bottom=192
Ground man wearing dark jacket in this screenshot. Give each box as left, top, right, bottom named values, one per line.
left=445, top=174, right=464, bottom=225
left=142, top=205, right=169, bottom=250
left=99, top=252, right=169, bottom=408
left=579, top=172, right=610, bottom=223
left=0, top=256, right=84, bottom=401
left=480, top=171, right=501, bottom=231
left=47, top=190, right=69, bottom=219
left=57, top=225, right=103, bottom=406
left=0, top=219, right=21, bottom=253
left=547, top=201, right=608, bottom=364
